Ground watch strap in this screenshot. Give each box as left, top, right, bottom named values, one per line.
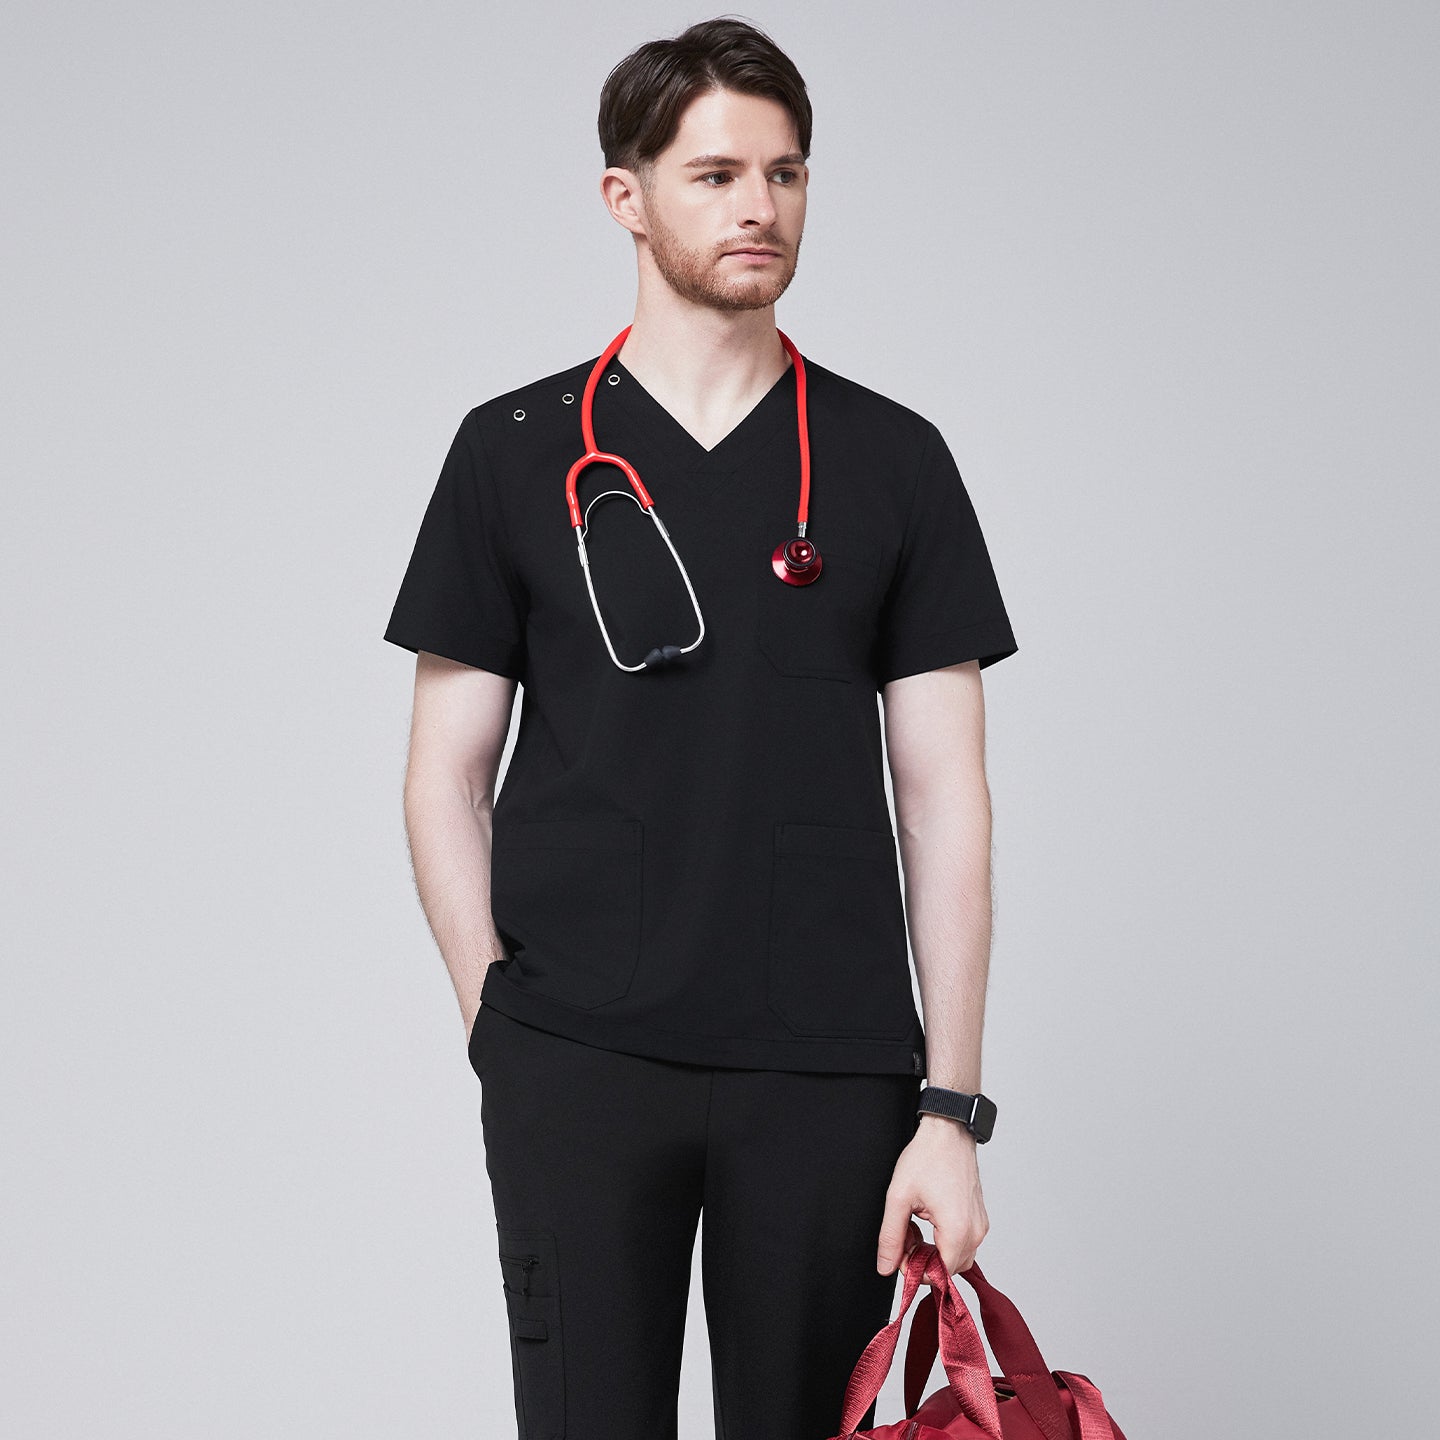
left=917, top=1085, right=997, bottom=1143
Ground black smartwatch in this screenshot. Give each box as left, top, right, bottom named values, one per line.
left=916, top=1085, right=997, bottom=1143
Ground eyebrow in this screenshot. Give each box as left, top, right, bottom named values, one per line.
left=681, top=152, right=806, bottom=170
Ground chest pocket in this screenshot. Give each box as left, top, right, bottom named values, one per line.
left=754, top=543, right=882, bottom=681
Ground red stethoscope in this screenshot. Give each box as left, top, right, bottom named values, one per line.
left=565, top=324, right=822, bottom=672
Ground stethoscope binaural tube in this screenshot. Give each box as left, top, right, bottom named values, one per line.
left=566, top=324, right=820, bottom=673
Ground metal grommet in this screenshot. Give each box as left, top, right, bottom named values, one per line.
left=513, top=409, right=525, bottom=421
left=561, top=393, right=574, bottom=404
left=607, top=373, right=620, bottom=386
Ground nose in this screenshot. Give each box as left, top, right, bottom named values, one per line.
left=736, top=171, right=778, bottom=229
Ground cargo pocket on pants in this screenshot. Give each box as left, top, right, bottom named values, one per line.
left=496, top=1226, right=565, bottom=1440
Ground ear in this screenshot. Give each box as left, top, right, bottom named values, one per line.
left=600, top=166, right=648, bottom=239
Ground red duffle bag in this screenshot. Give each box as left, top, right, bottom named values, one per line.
left=828, top=1239, right=1128, bottom=1439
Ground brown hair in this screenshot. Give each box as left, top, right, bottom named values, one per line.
left=598, top=17, right=812, bottom=175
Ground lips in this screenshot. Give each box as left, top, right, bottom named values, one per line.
left=725, top=247, right=781, bottom=257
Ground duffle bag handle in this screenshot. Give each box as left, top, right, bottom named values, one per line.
left=903, top=1249, right=1119, bottom=1440
left=834, top=1240, right=1003, bottom=1439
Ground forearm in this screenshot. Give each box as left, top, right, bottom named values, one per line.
left=403, top=775, right=508, bottom=1033
left=897, top=783, right=993, bottom=1098
left=880, top=665, right=994, bottom=1268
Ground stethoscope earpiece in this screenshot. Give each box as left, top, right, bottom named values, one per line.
left=772, top=536, right=823, bottom=586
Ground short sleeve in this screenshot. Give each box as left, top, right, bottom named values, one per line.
left=382, top=413, right=527, bottom=680
left=874, top=423, right=1018, bottom=684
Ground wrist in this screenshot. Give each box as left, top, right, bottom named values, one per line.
left=916, top=1084, right=997, bottom=1144
left=917, top=1111, right=977, bottom=1142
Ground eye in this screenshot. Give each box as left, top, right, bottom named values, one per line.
left=773, top=169, right=799, bottom=184
left=700, top=171, right=731, bottom=186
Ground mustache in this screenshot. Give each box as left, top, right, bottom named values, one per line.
left=716, top=234, right=790, bottom=254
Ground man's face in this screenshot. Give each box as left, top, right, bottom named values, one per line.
left=635, top=88, right=808, bottom=312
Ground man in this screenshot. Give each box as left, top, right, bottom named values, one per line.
left=383, top=18, right=1017, bottom=1439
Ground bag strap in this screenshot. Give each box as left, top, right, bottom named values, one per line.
left=903, top=1288, right=942, bottom=1416
left=836, top=1243, right=1002, bottom=1439
left=958, top=1260, right=1078, bottom=1440
left=899, top=1253, right=1075, bottom=1440
left=1054, top=1372, right=1123, bottom=1440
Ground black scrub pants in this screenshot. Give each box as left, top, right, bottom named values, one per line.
left=469, top=1002, right=923, bottom=1440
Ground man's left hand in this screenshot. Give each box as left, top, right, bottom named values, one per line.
left=876, top=1114, right=990, bottom=1279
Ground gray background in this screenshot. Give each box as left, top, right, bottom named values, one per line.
left=3, top=2, right=1435, bottom=1436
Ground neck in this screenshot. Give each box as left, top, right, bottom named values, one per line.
left=616, top=273, right=790, bottom=412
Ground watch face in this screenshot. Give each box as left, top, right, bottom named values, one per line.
left=972, top=1094, right=997, bottom=1144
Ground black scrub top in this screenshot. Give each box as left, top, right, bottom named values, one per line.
left=383, top=346, right=1018, bottom=1075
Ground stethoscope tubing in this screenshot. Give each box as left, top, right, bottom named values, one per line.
left=567, top=324, right=812, bottom=671
left=574, top=496, right=707, bottom=672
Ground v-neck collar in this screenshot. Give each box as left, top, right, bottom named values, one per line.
left=602, top=353, right=798, bottom=477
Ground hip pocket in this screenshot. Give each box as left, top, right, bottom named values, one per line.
left=466, top=1001, right=496, bottom=1079
left=496, top=1226, right=565, bottom=1439
left=766, top=822, right=917, bottom=1040
left=755, top=544, right=881, bottom=681
left=490, top=817, right=643, bottom=1009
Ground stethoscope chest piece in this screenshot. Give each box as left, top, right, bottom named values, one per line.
left=772, top=536, right=823, bottom=586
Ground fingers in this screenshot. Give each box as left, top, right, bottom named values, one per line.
left=902, top=1217, right=925, bottom=1274
left=882, top=1217, right=930, bottom=1279
left=887, top=1214, right=990, bottom=1279
left=877, top=1202, right=924, bottom=1274
left=936, top=1217, right=990, bottom=1276
left=881, top=1207, right=992, bottom=1279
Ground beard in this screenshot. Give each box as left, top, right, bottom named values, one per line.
left=642, top=196, right=801, bottom=312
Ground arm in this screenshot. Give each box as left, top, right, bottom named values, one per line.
left=401, top=650, right=518, bottom=1039
left=885, top=657, right=992, bottom=1099
left=875, top=658, right=994, bottom=1276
